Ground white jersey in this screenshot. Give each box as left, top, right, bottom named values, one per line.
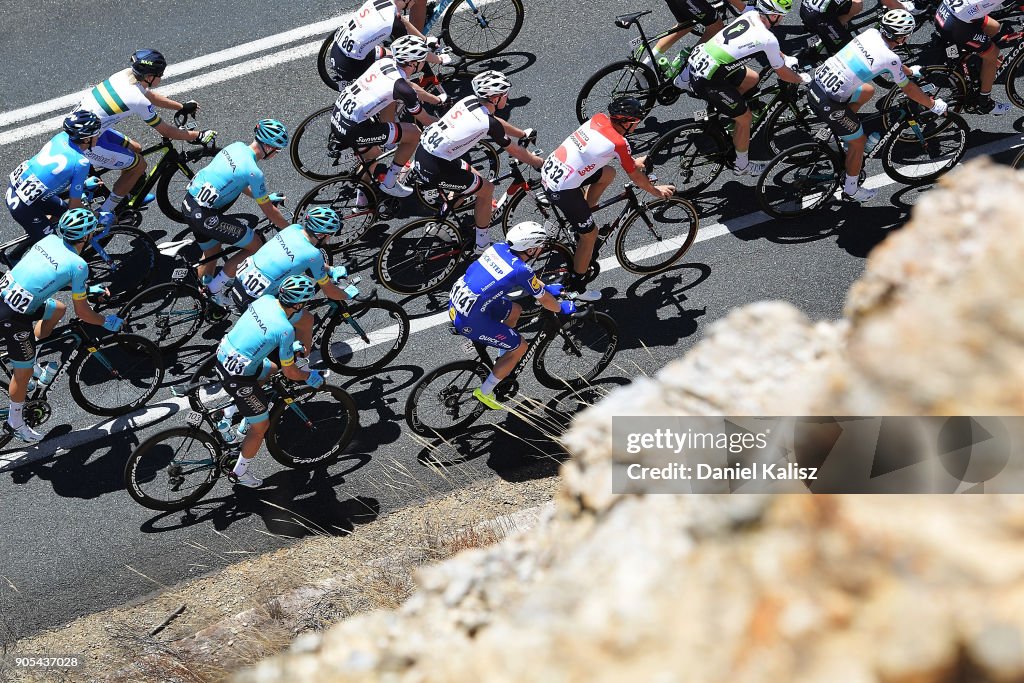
left=540, top=114, right=637, bottom=192
left=333, top=58, right=413, bottom=123
left=418, top=96, right=510, bottom=161
left=687, top=13, right=786, bottom=81
left=333, top=0, right=399, bottom=60
left=75, top=68, right=161, bottom=131
left=942, top=0, right=1004, bottom=21
left=814, top=29, right=907, bottom=101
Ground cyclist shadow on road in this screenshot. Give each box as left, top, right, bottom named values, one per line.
left=341, top=365, right=425, bottom=452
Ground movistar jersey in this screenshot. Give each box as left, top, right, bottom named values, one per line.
left=217, top=295, right=297, bottom=376
left=8, top=133, right=92, bottom=206
left=449, top=242, right=544, bottom=319
left=688, top=13, right=786, bottom=80
left=814, top=29, right=907, bottom=101
left=235, top=225, right=330, bottom=298
left=1, top=235, right=88, bottom=314
left=75, top=69, right=162, bottom=132
left=187, top=142, right=270, bottom=209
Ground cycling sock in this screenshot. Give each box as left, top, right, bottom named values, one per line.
left=382, top=163, right=403, bottom=188
left=208, top=270, right=231, bottom=294
left=8, top=401, right=24, bottom=428
left=844, top=175, right=859, bottom=195
left=480, top=372, right=500, bottom=395
left=496, top=348, right=507, bottom=357
left=476, top=227, right=490, bottom=248
left=232, top=454, right=252, bottom=477
left=100, top=193, right=124, bottom=213
left=735, top=151, right=749, bottom=170
left=980, top=90, right=992, bottom=98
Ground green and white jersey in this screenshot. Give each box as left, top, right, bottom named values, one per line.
left=687, top=13, right=786, bottom=80
left=75, top=69, right=162, bottom=132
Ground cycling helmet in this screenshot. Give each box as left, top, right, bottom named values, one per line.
left=756, top=0, right=792, bottom=15
left=472, top=70, right=512, bottom=98
left=57, top=208, right=100, bottom=242
left=302, top=206, right=342, bottom=235
left=880, top=9, right=916, bottom=38
left=391, top=35, right=430, bottom=65
left=131, top=49, right=167, bottom=78
left=505, top=221, right=548, bottom=252
left=63, top=110, right=101, bottom=142
left=277, top=274, right=317, bottom=306
left=608, top=96, right=644, bottom=123
left=254, top=119, right=289, bottom=149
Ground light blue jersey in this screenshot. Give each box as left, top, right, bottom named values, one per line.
left=0, top=235, right=88, bottom=314
left=236, top=225, right=329, bottom=298
left=187, top=142, right=269, bottom=210
left=8, top=133, right=92, bottom=206
left=815, top=28, right=907, bottom=101
left=217, top=295, right=296, bottom=376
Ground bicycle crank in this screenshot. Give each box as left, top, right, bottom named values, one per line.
left=116, top=208, right=144, bottom=228
left=24, top=399, right=51, bottom=427
left=656, top=83, right=683, bottom=106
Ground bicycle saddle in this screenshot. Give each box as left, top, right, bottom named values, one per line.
left=615, top=10, right=652, bottom=29
left=157, top=238, right=196, bottom=258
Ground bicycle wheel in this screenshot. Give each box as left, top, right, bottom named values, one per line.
left=534, top=311, right=619, bottom=391
left=441, top=0, right=525, bottom=58
left=125, top=427, right=223, bottom=511
left=317, top=32, right=343, bottom=91
left=576, top=60, right=658, bottom=124
left=405, top=360, right=489, bottom=438
left=415, top=141, right=501, bottom=212
left=376, top=217, right=465, bottom=295
left=881, top=111, right=968, bottom=185
left=187, top=353, right=235, bottom=414
left=320, top=298, right=410, bottom=375
left=291, top=104, right=361, bottom=181
left=68, top=334, right=164, bottom=416
left=644, top=122, right=729, bottom=196
left=756, top=142, right=842, bottom=219
left=84, top=227, right=157, bottom=306
left=265, top=384, right=359, bottom=468
left=1002, top=48, right=1024, bottom=110
left=615, top=197, right=700, bottom=274
left=879, top=66, right=968, bottom=138
left=155, top=152, right=210, bottom=224
left=1012, top=146, right=1024, bottom=169
left=119, top=283, right=211, bottom=352
left=763, top=101, right=830, bottom=156
left=499, top=186, right=559, bottom=237
left=294, top=177, right=380, bottom=251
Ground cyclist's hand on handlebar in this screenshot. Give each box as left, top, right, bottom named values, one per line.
left=656, top=184, right=676, bottom=199
left=305, top=369, right=325, bottom=388
left=798, top=72, right=812, bottom=86
left=180, top=100, right=200, bottom=116
left=930, top=98, right=948, bottom=116
left=191, top=129, right=217, bottom=146
left=559, top=300, right=577, bottom=316
left=425, top=36, right=440, bottom=50
left=268, top=192, right=286, bottom=206
left=519, top=128, right=538, bottom=147
left=544, top=283, right=564, bottom=297
left=783, top=54, right=799, bottom=70
left=909, top=65, right=923, bottom=79
left=103, top=314, right=124, bottom=333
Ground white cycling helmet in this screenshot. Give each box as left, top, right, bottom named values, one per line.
left=880, top=9, right=916, bottom=38
left=472, top=70, right=512, bottom=98
left=756, top=0, right=793, bottom=15
left=391, top=35, right=430, bottom=65
left=505, top=221, right=548, bottom=252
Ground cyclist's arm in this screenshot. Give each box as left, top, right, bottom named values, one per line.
left=153, top=119, right=203, bottom=142
left=409, top=82, right=445, bottom=107
left=67, top=198, right=85, bottom=210
left=257, top=198, right=290, bottom=229
left=537, top=291, right=562, bottom=312
left=491, top=118, right=543, bottom=168
left=900, top=80, right=938, bottom=108
left=311, top=262, right=347, bottom=301
left=396, top=81, right=438, bottom=121
left=774, top=64, right=806, bottom=84
left=71, top=265, right=105, bottom=326
left=278, top=330, right=315, bottom=382
left=143, top=90, right=185, bottom=111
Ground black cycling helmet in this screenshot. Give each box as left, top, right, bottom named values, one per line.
left=131, top=49, right=167, bottom=78
left=608, top=96, right=644, bottom=123
left=63, top=110, right=102, bottom=142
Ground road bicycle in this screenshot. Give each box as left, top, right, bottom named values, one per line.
left=0, top=318, right=164, bottom=448
left=405, top=303, right=618, bottom=439
left=124, top=368, right=358, bottom=511
left=316, top=0, right=526, bottom=89
left=756, top=85, right=969, bottom=218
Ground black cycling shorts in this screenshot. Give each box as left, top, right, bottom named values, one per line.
left=332, top=116, right=402, bottom=152
left=935, top=8, right=993, bottom=53
left=544, top=173, right=603, bottom=235
left=808, top=82, right=862, bottom=140
left=691, top=67, right=749, bottom=117
left=5, top=189, right=64, bottom=243
left=412, top=147, right=483, bottom=196
left=329, top=43, right=390, bottom=86
left=799, top=6, right=854, bottom=54
left=216, top=361, right=271, bottom=421
left=666, top=0, right=719, bottom=26
left=0, top=301, right=43, bottom=368
left=181, top=194, right=257, bottom=251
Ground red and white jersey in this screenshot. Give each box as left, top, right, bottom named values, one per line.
left=540, top=114, right=637, bottom=192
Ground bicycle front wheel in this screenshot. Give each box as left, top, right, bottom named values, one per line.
left=69, top=334, right=165, bottom=416
left=294, top=177, right=380, bottom=251
left=321, top=298, right=410, bottom=375
left=534, top=311, right=619, bottom=391
left=266, top=385, right=359, bottom=468
left=84, top=227, right=158, bottom=306
left=645, top=122, right=729, bottom=196
left=441, top=0, right=525, bottom=58
left=756, top=142, right=842, bottom=219
left=317, top=31, right=343, bottom=91
left=1001, top=47, right=1024, bottom=110
left=405, top=360, right=489, bottom=439
left=291, top=105, right=361, bottom=181
left=615, top=197, right=700, bottom=274
left=376, top=218, right=465, bottom=295
left=576, top=60, right=658, bottom=124
left=124, top=427, right=223, bottom=511
left=881, top=111, right=969, bottom=185
left=879, top=66, right=967, bottom=138
left=119, top=283, right=210, bottom=352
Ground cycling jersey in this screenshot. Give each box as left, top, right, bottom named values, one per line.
left=540, top=114, right=637, bottom=192
left=235, top=225, right=330, bottom=299
left=417, top=96, right=512, bottom=161
left=187, top=142, right=270, bottom=209
left=940, top=0, right=1002, bottom=22
left=800, top=0, right=853, bottom=16
left=75, top=69, right=162, bottom=132
left=217, top=294, right=297, bottom=377
left=332, top=57, right=421, bottom=126
left=814, top=28, right=907, bottom=101
left=0, top=234, right=88, bottom=315
left=8, top=133, right=91, bottom=207
left=687, top=13, right=786, bottom=80
left=333, top=0, right=402, bottom=60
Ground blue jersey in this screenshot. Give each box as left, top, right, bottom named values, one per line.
left=217, top=295, right=296, bottom=376
left=0, top=235, right=89, bottom=314
left=187, top=142, right=269, bottom=210
left=8, top=133, right=91, bottom=206
left=449, top=243, right=544, bottom=320
left=236, top=225, right=330, bottom=298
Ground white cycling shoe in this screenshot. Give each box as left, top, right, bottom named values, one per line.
left=732, top=160, right=767, bottom=177
left=378, top=180, right=413, bottom=198
left=9, top=423, right=43, bottom=443
left=228, top=470, right=264, bottom=488
left=842, top=185, right=878, bottom=203
left=566, top=287, right=602, bottom=302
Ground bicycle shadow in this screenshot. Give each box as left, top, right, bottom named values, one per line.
left=341, top=365, right=425, bottom=452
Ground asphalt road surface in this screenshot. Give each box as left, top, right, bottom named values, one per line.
left=1, top=0, right=1021, bottom=645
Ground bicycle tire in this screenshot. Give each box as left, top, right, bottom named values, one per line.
left=441, top=0, right=525, bottom=58
left=68, top=333, right=165, bottom=416
left=291, top=104, right=362, bottom=181
left=415, top=141, right=501, bottom=212
left=1002, top=48, right=1024, bottom=110
left=879, top=66, right=968, bottom=138
left=118, top=283, right=210, bottom=353
left=762, top=101, right=830, bottom=157
left=375, top=217, right=465, bottom=295
left=533, top=311, right=619, bottom=391
left=84, top=226, right=158, bottom=307
left=124, top=427, right=223, bottom=511
left=293, top=176, right=380, bottom=251
left=266, top=384, right=359, bottom=468
left=576, top=60, right=659, bottom=124
left=644, top=122, right=729, bottom=196
left=187, top=353, right=234, bottom=414
left=614, top=196, right=700, bottom=274
left=320, top=298, right=410, bottom=375
left=499, top=185, right=560, bottom=238
left=155, top=155, right=206, bottom=224
left=880, top=111, right=969, bottom=185
left=1012, top=146, right=1024, bottom=169
left=317, top=31, right=343, bottom=91
left=405, top=359, right=489, bottom=438
left=756, top=142, right=842, bottom=219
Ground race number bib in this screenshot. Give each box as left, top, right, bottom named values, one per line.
left=449, top=279, right=479, bottom=316
left=194, top=182, right=221, bottom=208
left=336, top=20, right=359, bottom=54
left=541, top=154, right=574, bottom=187
left=11, top=173, right=47, bottom=206
left=688, top=48, right=717, bottom=80
left=815, top=63, right=847, bottom=96
left=221, top=351, right=253, bottom=375
left=237, top=261, right=271, bottom=297
left=0, top=273, right=34, bottom=314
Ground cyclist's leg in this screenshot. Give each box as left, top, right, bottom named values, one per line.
left=454, top=301, right=525, bottom=404
left=549, top=187, right=599, bottom=295
left=85, top=130, right=145, bottom=213
left=583, top=166, right=615, bottom=209
left=0, top=303, right=43, bottom=435
left=6, top=192, right=64, bottom=256
left=808, top=82, right=866, bottom=196
left=34, top=299, right=65, bottom=343
left=472, top=175, right=495, bottom=249
left=217, top=359, right=273, bottom=480
left=712, top=68, right=757, bottom=170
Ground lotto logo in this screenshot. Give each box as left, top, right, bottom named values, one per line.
left=578, top=164, right=597, bottom=176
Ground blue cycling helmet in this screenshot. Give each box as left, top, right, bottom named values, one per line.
left=278, top=274, right=317, bottom=305
left=57, top=208, right=100, bottom=242
left=63, top=110, right=102, bottom=142
left=254, top=119, right=289, bottom=149
left=131, top=49, right=167, bottom=78
left=302, top=207, right=341, bottom=235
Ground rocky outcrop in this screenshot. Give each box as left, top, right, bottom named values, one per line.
left=238, top=160, right=1024, bottom=683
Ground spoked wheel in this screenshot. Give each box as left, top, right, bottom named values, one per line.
left=534, top=311, right=619, bottom=391
left=499, top=186, right=560, bottom=237
left=415, top=142, right=501, bottom=212
left=84, top=227, right=158, bottom=306
left=615, top=197, right=700, bottom=274
left=69, top=334, right=165, bottom=416
left=879, top=66, right=968, bottom=138
left=294, top=177, right=380, bottom=251
left=881, top=111, right=969, bottom=185
left=124, top=427, right=223, bottom=511
left=291, top=104, right=363, bottom=181
left=375, top=218, right=466, bottom=295
left=441, top=0, right=525, bottom=58
left=576, top=60, right=658, bottom=124
left=317, top=32, right=343, bottom=91
left=756, top=142, right=842, bottom=219
left=320, top=298, right=410, bottom=375
left=118, top=283, right=210, bottom=353
left=265, top=385, right=359, bottom=468
left=763, top=101, right=831, bottom=156
left=644, top=122, right=729, bottom=196
left=405, top=360, right=489, bottom=439
left=999, top=47, right=1024, bottom=110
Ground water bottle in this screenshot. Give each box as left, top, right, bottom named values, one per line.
left=663, top=53, right=685, bottom=80
left=215, top=418, right=241, bottom=445
left=37, top=361, right=59, bottom=388
left=234, top=418, right=249, bottom=442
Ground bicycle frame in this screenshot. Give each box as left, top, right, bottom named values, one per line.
left=0, top=320, right=109, bottom=402
left=424, top=0, right=488, bottom=35
left=465, top=308, right=563, bottom=383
